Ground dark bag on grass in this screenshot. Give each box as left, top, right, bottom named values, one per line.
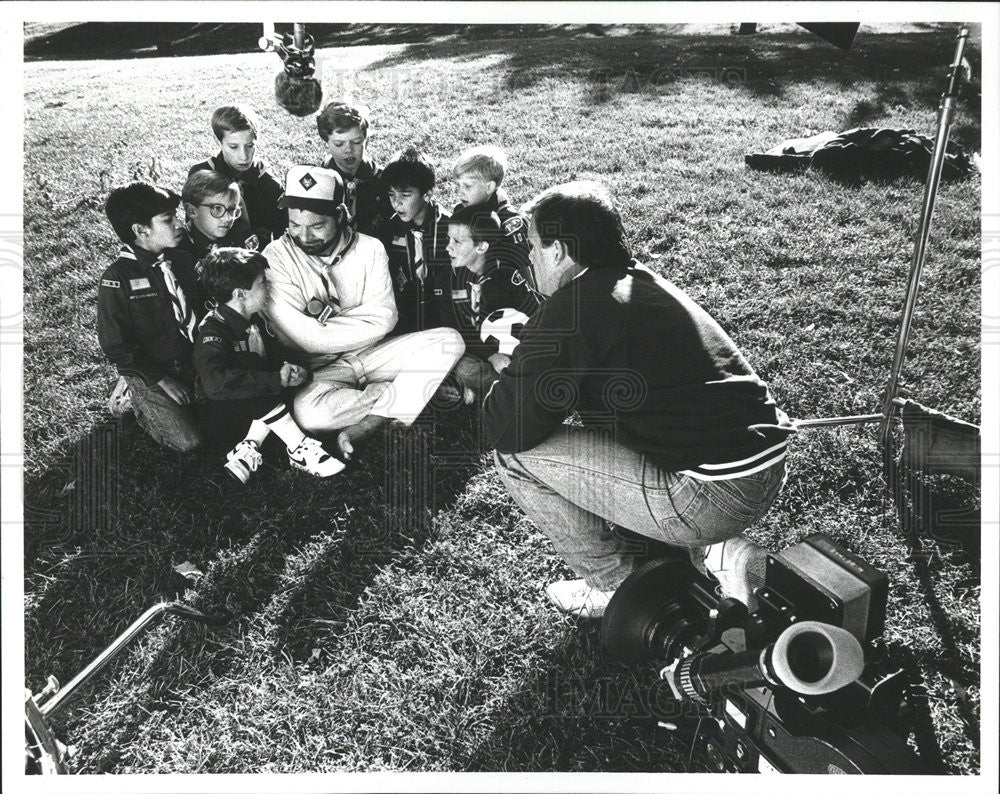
left=745, top=127, right=972, bottom=181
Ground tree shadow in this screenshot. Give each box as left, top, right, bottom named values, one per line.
left=23, top=402, right=488, bottom=771
left=24, top=22, right=656, bottom=61
left=365, top=26, right=979, bottom=112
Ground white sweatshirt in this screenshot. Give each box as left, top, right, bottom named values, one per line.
left=263, top=231, right=398, bottom=365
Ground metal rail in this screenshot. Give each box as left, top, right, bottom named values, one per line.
left=39, top=602, right=225, bottom=718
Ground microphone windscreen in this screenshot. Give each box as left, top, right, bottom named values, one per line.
left=275, top=72, right=323, bottom=117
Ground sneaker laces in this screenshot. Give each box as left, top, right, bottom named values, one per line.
left=231, top=441, right=263, bottom=472
left=292, top=437, right=328, bottom=462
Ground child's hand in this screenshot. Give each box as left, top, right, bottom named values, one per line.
left=488, top=353, right=512, bottom=374
left=157, top=375, right=191, bottom=405
left=280, top=361, right=308, bottom=388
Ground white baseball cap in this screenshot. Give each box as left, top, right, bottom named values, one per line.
left=279, top=165, right=345, bottom=215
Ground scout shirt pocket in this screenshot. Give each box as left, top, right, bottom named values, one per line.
left=127, top=276, right=174, bottom=338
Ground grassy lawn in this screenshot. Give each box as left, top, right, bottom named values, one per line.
left=22, top=23, right=981, bottom=774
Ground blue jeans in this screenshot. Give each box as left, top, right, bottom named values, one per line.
left=125, top=376, right=202, bottom=453
left=494, top=425, right=786, bottom=590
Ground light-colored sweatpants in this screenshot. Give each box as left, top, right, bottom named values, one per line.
left=292, top=327, right=465, bottom=433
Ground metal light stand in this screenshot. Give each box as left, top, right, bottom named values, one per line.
left=793, top=25, right=970, bottom=438
left=877, top=26, right=970, bottom=459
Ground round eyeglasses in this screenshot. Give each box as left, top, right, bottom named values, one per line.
left=200, top=203, right=242, bottom=219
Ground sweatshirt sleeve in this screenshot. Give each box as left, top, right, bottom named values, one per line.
left=482, top=293, right=594, bottom=453
left=264, top=239, right=398, bottom=356
left=96, top=272, right=166, bottom=386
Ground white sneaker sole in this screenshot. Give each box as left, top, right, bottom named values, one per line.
left=224, top=460, right=251, bottom=484
left=289, top=458, right=345, bottom=478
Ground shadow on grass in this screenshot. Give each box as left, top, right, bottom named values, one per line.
left=23, top=403, right=488, bottom=770
left=458, top=621, right=690, bottom=772
left=26, top=23, right=979, bottom=128
left=23, top=23, right=662, bottom=61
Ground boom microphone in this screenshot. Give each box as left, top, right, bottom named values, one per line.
left=261, top=23, right=323, bottom=117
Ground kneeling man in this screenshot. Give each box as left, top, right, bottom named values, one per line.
left=263, top=165, right=464, bottom=458
left=483, top=181, right=795, bottom=618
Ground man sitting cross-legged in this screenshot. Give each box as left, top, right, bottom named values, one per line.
left=262, top=165, right=465, bottom=460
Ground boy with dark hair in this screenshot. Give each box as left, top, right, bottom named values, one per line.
left=98, top=182, right=204, bottom=452
left=194, top=247, right=344, bottom=483
left=373, top=147, right=450, bottom=335
left=451, top=144, right=531, bottom=281
left=440, top=206, right=538, bottom=401
left=189, top=105, right=286, bottom=247
left=316, top=100, right=387, bottom=234
left=178, top=170, right=257, bottom=258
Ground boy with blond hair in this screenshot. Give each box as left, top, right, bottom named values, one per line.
left=452, top=144, right=530, bottom=279
left=178, top=170, right=256, bottom=259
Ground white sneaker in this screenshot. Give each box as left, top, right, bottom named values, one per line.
left=545, top=579, right=616, bottom=620
left=702, top=537, right=768, bottom=611
left=107, top=376, right=132, bottom=416
left=288, top=437, right=345, bottom=478
left=225, top=440, right=263, bottom=485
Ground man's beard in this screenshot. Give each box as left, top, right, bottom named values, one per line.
left=292, top=235, right=339, bottom=256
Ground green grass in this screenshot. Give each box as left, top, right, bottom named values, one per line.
left=23, top=24, right=981, bottom=773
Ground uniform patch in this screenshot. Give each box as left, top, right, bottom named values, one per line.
left=451, top=289, right=469, bottom=301
left=101, top=279, right=121, bottom=289
left=129, top=277, right=152, bottom=290
left=201, top=335, right=223, bottom=345
left=434, top=289, right=444, bottom=296
left=502, top=217, right=525, bottom=236
left=237, top=340, right=249, bottom=352
left=244, top=234, right=260, bottom=252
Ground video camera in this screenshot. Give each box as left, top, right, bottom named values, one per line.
left=601, top=533, right=925, bottom=774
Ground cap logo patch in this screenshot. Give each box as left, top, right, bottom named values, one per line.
left=299, top=172, right=317, bottom=191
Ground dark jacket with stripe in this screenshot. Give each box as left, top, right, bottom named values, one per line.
left=320, top=154, right=388, bottom=235
left=373, top=199, right=450, bottom=335
left=453, top=188, right=531, bottom=282
left=482, top=263, right=795, bottom=467
left=432, top=257, right=538, bottom=360
left=192, top=305, right=285, bottom=401
left=189, top=154, right=287, bottom=246
left=96, top=245, right=204, bottom=387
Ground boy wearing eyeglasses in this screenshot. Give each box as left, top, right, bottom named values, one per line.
left=189, top=105, right=287, bottom=247
left=178, top=170, right=257, bottom=259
